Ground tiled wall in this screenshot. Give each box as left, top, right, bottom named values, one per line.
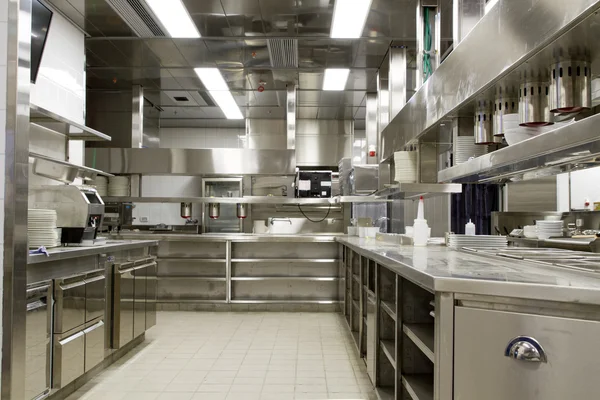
left=159, top=127, right=245, bottom=149
left=0, top=0, right=8, bottom=372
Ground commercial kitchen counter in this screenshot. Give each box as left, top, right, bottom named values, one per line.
left=338, top=236, right=600, bottom=305
left=28, top=239, right=159, bottom=264
left=108, top=232, right=340, bottom=242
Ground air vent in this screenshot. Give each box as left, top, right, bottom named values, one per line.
left=267, top=39, right=299, bottom=68
left=174, top=96, right=189, bottom=102
left=105, top=0, right=165, bottom=37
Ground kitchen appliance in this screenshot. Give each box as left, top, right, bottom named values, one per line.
left=202, top=178, right=243, bottom=233
left=180, top=202, right=192, bottom=219
left=30, top=185, right=105, bottom=245
left=25, top=281, right=51, bottom=400
left=102, top=202, right=134, bottom=232
left=295, top=170, right=332, bottom=198
left=351, top=165, right=379, bottom=194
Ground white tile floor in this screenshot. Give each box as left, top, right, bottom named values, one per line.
left=66, top=312, right=376, bottom=400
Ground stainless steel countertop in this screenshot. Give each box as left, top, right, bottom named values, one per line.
left=28, top=240, right=159, bottom=264
left=110, top=233, right=341, bottom=243
left=338, top=237, right=600, bottom=305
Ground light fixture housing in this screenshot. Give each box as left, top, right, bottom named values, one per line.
left=145, top=0, right=200, bottom=38
left=330, top=0, right=373, bottom=38
left=323, top=68, right=350, bottom=91
left=194, top=68, right=243, bottom=120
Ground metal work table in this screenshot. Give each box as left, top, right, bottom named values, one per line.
left=110, top=232, right=340, bottom=243
left=28, top=240, right=159, bottom=264
left=337, top=237, right=600, bottom=305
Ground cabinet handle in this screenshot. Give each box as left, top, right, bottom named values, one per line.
left=504, top=336, right=547, bottom=363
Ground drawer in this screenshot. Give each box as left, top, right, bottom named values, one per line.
left=85, top=273, right=106, bottom=322
left=84, top=320, right=105, bottom=372
left=53, top=330, right=84, bottom=389
left=54, top=276, right=86, bottom=334
left=454, top=307, right=600, bottom=400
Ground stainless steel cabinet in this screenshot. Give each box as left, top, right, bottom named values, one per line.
left=366, top=292, right=376, bottom=381
left=84, top=320, right=105, bottom=372
left=454, top=307, right=600, bottom=400
left=53, top=330, right=85, bottom=389
left=84, top=272, right=106, bottom=322
left=54, top=276, right=86, bottom=334
left=25, top=281, right=51, bottom=400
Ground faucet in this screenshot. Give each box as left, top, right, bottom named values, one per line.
left=271, top=218, right=292, bottom=225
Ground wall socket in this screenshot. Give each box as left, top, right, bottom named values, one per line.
left=139, top=216, right=149, bottom=223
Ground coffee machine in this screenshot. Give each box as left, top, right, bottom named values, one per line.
left=30, top=185, right=105, bottom=245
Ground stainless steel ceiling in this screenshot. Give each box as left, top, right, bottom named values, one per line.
left=48, top=0, right=419, bottom=122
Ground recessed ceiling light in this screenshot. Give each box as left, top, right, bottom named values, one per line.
left=330, top=0, right=373, bottom=39
left=145, top=0, right=200, bottom=38
left=194, top=68, right=243, bottom=119
left=323, top=68, right=350, bottom=91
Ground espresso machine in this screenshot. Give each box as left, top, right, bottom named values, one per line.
left=30, top=185, right=105, bottom=245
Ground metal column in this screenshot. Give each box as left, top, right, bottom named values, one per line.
left=365, top=93, right=378, bottom=165
left=286, top=84, right=296, bottom=150
left=389, top=46, right=408, bottom=120
left=377, top=68, right=390, bottom=144
left=131, top=85, right=144, bottom=149
left=453, top=0, right=485, bottom=46
left=2, top=0, right=31, bottom=398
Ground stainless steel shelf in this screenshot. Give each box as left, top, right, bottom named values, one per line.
left=231, top=258, right=338, bottom=263
left=229, top=299, right=341, bottom=304
left=374, top=183, right=462, bottom=199
left=439, top=113, right=600, bottom=183
left=380, top=339, right=396, bottom=369
left=352, top=274, right=360, bottom=284
left=403, top=324, right=435, bottom=363
left=30, top=104, right=111, bottom=141
left=100, top=195, right=390, bottom=204
left=375, top=387, right=395, bottom=400
left=352, top=300, right=359, bottom=310
left=231, top=277, right=340, bottom=281
left=158, top=258, right=226, bottom=263
left=402, top=375, right=433, bottom=400
left=157, top=276, right=226, bottom=281
left=381, top=300, right=397, bottom=321
left=30, top=152, right=113, bottom=184
left=158, top=299, right=227, bottom=304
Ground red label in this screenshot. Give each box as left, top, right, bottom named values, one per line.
left=369, top=150, right=376, bottom=157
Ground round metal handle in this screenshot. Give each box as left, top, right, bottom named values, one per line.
left=504, top=336, right=547, bottom=363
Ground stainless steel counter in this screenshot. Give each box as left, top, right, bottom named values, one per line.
left=28, top=240, right=159, bottom=264
left=109, top=233, right=340, bottom=243
left=338, top=237, right=600, bottom=305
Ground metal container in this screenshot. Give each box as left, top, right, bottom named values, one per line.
left=474, top=100, right=500, bottom=144
left=549, top=60, right=592, bottom=113
left=519, top=82, right=553, bottom=127
left=180, top=202, right=192, bottom=219
left=208, top=203, right=220, bottom=219
left=493, top=93, right=518, bottom=137
left=236, top=203, right=248, bottom=219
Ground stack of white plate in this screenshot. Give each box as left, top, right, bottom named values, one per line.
left=454, top=137, right=489, bottom=165
left=28, top=209, right=61, bottom=248
left=94, top=176, right=108, bottom=197
left=447, top=234, right=508, bottom=249
left=536, top=220, right=563, bottom=239
left=394, top=151, right=417, bottom=183
left=108, top=176, right=130, bottom=196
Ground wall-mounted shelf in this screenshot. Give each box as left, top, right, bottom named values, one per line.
left=403, top=324, right=435, bottom=363
left=30, top=104, right=111, bottom=141
left=374, top=183, right=462, bottom=199
left=30, top=152, right=113, bottom=184
left=99, top=195, right=391, bottom=204
left=438, top=113, right=600, bottom=184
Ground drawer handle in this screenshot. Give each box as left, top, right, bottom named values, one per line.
left=504, top=336, right=547, bottom=363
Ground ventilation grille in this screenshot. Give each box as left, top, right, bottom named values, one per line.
left=105, top=0, right=165, bottom=37
left=267, top=39, right=298, bottom=68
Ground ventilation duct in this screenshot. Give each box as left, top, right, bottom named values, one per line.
left=105, top=0, right=165, bottom=37
left=267, top=39, right=299, bottom=68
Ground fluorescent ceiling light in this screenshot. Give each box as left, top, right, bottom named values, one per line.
left=194, top=68, right=243, bottom=120
left=331, top=0, right=373, bottom=38
left=323, top=68, right=350, bottom=91
left=484, top=0, right=500, bottom=14
left=145, top=0, right=200, bottom=38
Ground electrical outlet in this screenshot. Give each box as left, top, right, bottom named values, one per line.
left=140, top=216, right=149, bottom=223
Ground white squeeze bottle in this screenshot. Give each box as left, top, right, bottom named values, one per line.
left=465, top=219, right=476, bottom=236
left=413, top=196, right=429, bottom=246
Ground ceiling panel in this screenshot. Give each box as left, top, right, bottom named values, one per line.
left=298, top=106, right=319, bottom=119
left=69, top=0, right=135, bottom=36
left=181, top=0, right=225, bottom=14
left=108, top=40, right=162, bottom=67
left=191, top=14, right=233, bottom=37
left=366, top=0, right=417, bottom=38
left=144, top=39, right=189, bottom=67
left=173, top=40, right=216, bottom=67
left=298, top=91, right=321, bottom=106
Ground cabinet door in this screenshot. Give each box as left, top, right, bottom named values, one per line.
left=133, top=265, right=147, bottom=338
left=145, top=262, right=157, bottom=330
left=84, top=320, right=105, bottom=372
left=454, top=307, right=600, bottom=400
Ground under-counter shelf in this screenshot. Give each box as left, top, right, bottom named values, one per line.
left=380, top=300, right=396, bottom=321
left=403, top=324, right=435, bottom=363
left=380, top=339, right=396, bottom=369
left=402, top=375, right=433, bottom=400
left=375, top=386, right=395, bottom=400
left=231, top=258, right=337, bottom=263
left=374, top=183, right=462, bottom=199
left=30, top=152, right=113, bottom=184
left=157, top=276, right=226, bottom=281
left=159, top=258, right=226, bottom=263
left=230, top=299, right=340, bottom=304
left=352, top=300, right=359, bottom=311
left=30, top=104, right=111, bottom=141
left=352, top=274, right=360, bottom=284
left=231, top=277, right=339, bottom=281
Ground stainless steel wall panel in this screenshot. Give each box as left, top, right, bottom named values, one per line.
left=232, top=262, right=339, bottom=278
left=231, top=280, right=340, bottom=301
left=157, top=241, right=227, bottom=259
left=158, top=259, right=226, bottom=278
left=389, top=46, right=408, bottom=120
left=452, top=0, right=484, bottom=45
left=381, top=0, right=600, bottom=161
left=287, top=84, right=296, bottom=150
left=85, top=148, right=296, bottom=175
left=366, top=94, right=378, bottom=165
left=295, top=120, right=353, bottom=167
left=158, top=279, right=226, bottom=301
left=131, top=85, right=143, bottom=149
left=245, top=119, right=287, bottom=150
left=232, top=242, right=338, bottom=259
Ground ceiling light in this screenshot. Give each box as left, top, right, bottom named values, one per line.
left=331, top=0, right=373, bottom=38
left=323, top=68, right=350, bottom=91
left=145, top=0, right=200, bottom=38
left=194, top=68, right=243, bottom=119
left=484, top=0, right=499, bottom=14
